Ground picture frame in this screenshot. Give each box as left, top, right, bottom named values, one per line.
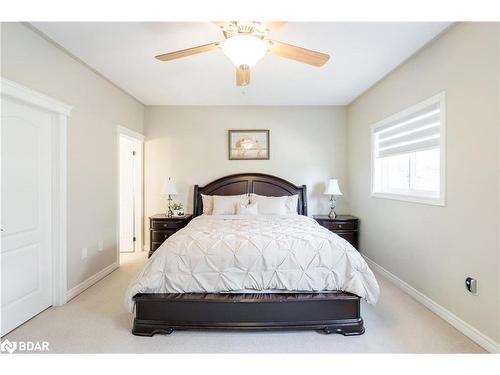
left=228, top=129, right=270, bottom=160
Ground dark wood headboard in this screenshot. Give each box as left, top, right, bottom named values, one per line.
left=193, top=173, right=307, bottom=217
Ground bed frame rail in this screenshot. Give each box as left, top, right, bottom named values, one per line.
left=133, top=292, right=364, bottom=336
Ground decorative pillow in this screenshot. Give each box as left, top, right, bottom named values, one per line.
left=250, top=194, right=299, bottom=215
left=211, top=194, right=249, bottom=215
left=236, top=202, right=258, bottom=215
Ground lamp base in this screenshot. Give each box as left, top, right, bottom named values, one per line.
left=167, top=195, right=173, bottom=217
left=328, top=195, right=337, bottom=219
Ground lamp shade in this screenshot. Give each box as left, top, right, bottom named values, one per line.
left=161, top=177, right=177, bottom=195
left=324, top=179, right=343, bottom=195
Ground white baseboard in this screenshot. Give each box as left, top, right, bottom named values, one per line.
left=363, top=255, right=500, bottom=353
left=66, top=261, right=119, bottom=301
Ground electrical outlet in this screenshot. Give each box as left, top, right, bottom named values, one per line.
left=465, top=277, right=478, bottom=295
left=98, top=240, right=104, bottom=252
left=81, top=247, right=88, bottom=260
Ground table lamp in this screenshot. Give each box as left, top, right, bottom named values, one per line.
left=324, top=178, right=342, bottom=219
left=161, top=177, right=178, bottom=217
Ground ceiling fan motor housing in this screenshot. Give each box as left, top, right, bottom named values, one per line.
left=224, top=21, right=268, bottom=39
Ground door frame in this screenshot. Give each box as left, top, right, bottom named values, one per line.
left=116, top=125, right=144, bottom=259
left=1, top=78, right=72, bottom=306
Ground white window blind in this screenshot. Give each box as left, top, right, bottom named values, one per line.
left=371, top=92, right=445, bottom=206
left=373, top=101, right=441, bottom=158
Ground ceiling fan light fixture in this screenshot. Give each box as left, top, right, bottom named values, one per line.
left=221, top=35, right=268, bottom=68
left=155, top=22, right=330, bottom=87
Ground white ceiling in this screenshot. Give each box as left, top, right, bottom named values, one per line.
left=32, top=22, right=451, bottom=105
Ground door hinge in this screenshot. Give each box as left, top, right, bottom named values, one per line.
left=133, top=236, right=136, bottom=242
left=132, top=151, right=136, bottom=156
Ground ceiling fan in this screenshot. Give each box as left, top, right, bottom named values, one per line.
left=155, top=21, right=330, bottom=86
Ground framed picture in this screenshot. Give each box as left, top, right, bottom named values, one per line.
left=228, top=129, right=270, bottom=160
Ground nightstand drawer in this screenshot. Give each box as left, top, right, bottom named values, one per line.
left=149, top=214, right=193, bottom=258
left=335, top=231, right=357, bottom=246
left=318, top=220, right=356, bottom=231
left=151, top=220, right=186, bottom=230
left=152, top=230, right=177, bottom=242
left=151, top=242, right=163, bottom=252
left=313, top=215, right=359, bottom=250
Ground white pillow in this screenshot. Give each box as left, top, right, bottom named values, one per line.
left=236, top=202, right=258, bottom=215
left=211, top=194, right=249, bottom=215
left=251, top=194, right=299, bottom=215
left=201, top=194, right=213, bottom=215
left=201, top=193, right=248, bottom=215
left=253, top=195, right=288, bottom=215
left=286, top=194, right=299, bottom=215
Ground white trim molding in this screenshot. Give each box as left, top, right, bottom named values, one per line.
left=51, top=113, right=68, bottom=306
left=116, top=125, right=145, bottom=141
left=1, top=77, right=72, bottom=307
left=1, top=78, right=72, bottom=116
left=116, top=125, right=145, bottom=259
left=363, top=255, right=500, bottom=353
left=66, top=262, right=119, bottom=301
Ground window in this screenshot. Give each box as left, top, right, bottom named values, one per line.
left=371, top=92, right=445, bottom=205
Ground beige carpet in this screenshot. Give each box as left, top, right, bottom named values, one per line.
left=4, top=252, right=485, bottom=353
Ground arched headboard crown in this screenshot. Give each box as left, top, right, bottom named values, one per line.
left=193, top=173, right=307, bottom=217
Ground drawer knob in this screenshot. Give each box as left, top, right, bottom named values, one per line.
left=338, top=224, right=342, bottom=228
left=163, top=223, right=168, bottom=228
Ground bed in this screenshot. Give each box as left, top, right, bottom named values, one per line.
left=127, top=173, right=379, bottom=336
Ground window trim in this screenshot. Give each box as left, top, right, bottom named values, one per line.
left=370, top=92, right=446, bottom=206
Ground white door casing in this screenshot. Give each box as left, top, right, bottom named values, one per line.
left=1, top=78, right=71, bottom=336
left=117, top=126, right=144, bottom=256
left=119, top=136, right=136, bottom=252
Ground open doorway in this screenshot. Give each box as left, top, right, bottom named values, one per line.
left=117, top=126, right=144, bottom=258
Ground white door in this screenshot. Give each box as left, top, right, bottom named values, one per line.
left=1, top=98, right=53, bottom=336
left=119, top=136, right=137, bottom=252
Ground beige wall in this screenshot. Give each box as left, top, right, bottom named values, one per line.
left=347, top=23, right=500, bottom=344
left=144, top=106, right=348, bottom=247
left=1, top=23, right=145, bottom=290
left=3, top=21, right=498, bottom=348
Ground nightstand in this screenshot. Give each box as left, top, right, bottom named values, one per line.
left=313, top=215, right=359, bottom=249
left=149, top=214, right=192, bottom=257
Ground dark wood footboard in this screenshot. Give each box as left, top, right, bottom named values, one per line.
left=132, top=292, right=364, bottom=336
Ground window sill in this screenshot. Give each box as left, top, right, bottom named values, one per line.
left=371, top=192, right=445, bottom=207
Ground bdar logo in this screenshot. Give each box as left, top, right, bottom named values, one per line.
left=0, top=339, right=17, bottom=354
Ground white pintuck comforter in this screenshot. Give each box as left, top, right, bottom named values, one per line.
left=125, top=215, right=379, bottom=311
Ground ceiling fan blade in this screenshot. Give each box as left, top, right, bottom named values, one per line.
left=269, top=40, right=330, bottom=67
left=236, top=65, right=251, bottom=86
left=263, top=22, right=286, bottom=30
left=155, top=42, right=219, bottom=61
left=212, top=22, right=231, bottom=38
left=213, top=21, right=229, bottom=28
